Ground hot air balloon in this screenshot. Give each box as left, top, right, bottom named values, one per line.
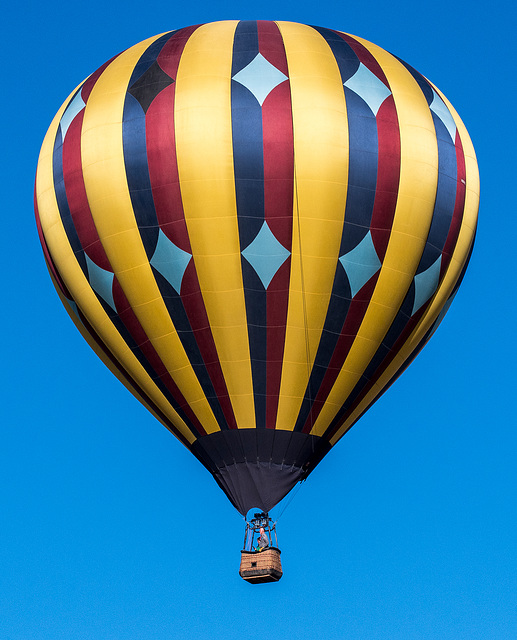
left=35, top=20, right=478, bottom=582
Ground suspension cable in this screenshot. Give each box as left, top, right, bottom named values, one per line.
left=273, top=478, right=305, bottom=524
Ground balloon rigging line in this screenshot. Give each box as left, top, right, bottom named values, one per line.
left=273, top=476, right=305, bottom=523
left=294, top=143, right=315, bottom=446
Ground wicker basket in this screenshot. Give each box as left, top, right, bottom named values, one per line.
left=239, top=548, right=283, bottom=583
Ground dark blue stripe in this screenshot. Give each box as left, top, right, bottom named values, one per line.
left=231, top=21, right=264, bottom=247
left=417, top=113, right=457, bottom=272
left=231, top=82, right=265, bottom=246
left=122, top=93, right=159, bottom=257
left=242, top=260, right=267, bottom=429
left=123, top=32, right=177, bottom=258
left=231, top=20, right=259, bottom=70
left=394, top=57, right=434, bottom=105
left=231, top=20, right=267, bottom=428
left=341, top=88, right=379, bottom=254
left=311, top=26, right=359, bottom=82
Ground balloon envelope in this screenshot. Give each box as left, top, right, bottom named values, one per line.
left=35, top=21, right=479, bottom=515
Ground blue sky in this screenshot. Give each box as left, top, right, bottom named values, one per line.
left=2, top=0, right=516, bottom=638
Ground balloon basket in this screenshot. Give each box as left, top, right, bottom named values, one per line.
left=239, top=512, right=282, bottom=583
left=239, top=548, right=283, bottom=584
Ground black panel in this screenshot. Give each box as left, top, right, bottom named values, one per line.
left=191, top=429, right=331, bottom=514
left=256, top=429, right=276, bottom=462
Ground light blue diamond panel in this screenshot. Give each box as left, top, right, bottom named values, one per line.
left=66, top=297, right=82, bottom=323
left=150, top=229, right=192, bottom=294
left=242, top=221, right=290, bottom=289
left=60, top=90, right=86, bottom=140
left=85, top=254, right=116, bottom=311
left=339, top=231, right=381, bottom=297
left=412, top=256, right=442, bottom=315
left=344, top=63, right=391, bottom=115
left=232, top=53, right=288, bottom=106
left=430, top=88, right=457, bottom=143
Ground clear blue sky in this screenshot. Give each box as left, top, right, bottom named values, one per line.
left=2, top=0, right=516, bottom=638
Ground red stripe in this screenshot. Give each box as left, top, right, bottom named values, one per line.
left=257, top=20, right=289, bottom=75
left=146, top=83, right=191, bottom=252
left=369, top=95, right=401, bottom=258
left=180, top=263, right=238, bottom=429
left=147, top=26, right=201, bottom=253
left=258, top=20, right=294, bottom=428
left=62, top=111, right=112, bottom=271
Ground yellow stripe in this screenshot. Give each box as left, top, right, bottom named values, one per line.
left=35, top=78, right=195, bottom=444
left=274, top=22, right=349, bottom=431
left=311, top=34, right=440, bottom=437
left=330, top=87, right=479, bottom=445
left=174, top=21, right=257, bottom=429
